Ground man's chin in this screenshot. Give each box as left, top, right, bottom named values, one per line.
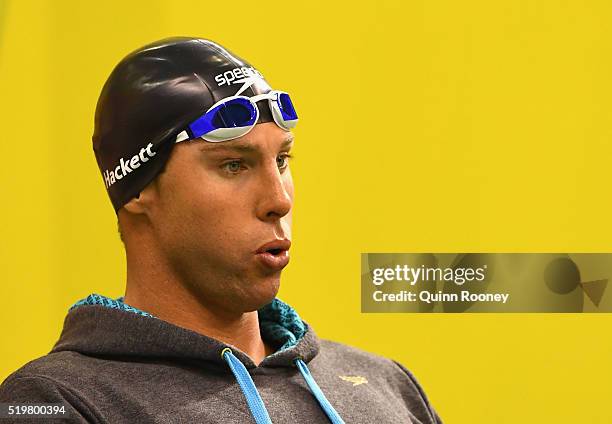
left=241, top=275, right=282, bottom=312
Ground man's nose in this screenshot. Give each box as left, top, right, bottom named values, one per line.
left=255, top=164, right=292, bottom=221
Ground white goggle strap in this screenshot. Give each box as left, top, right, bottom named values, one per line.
left=200, top=125, right=256, bottom=143
left=250, top=91, right=278, bottom=103
left=175, top=130, right=190, bottom=144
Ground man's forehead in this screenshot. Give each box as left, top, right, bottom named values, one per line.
left=198, top=132, right=294, bottom=153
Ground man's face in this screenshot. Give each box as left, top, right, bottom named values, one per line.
left=144, top=122, right=294, bottom=313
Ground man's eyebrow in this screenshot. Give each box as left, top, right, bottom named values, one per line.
left=199, top=133, right=294, bottom=153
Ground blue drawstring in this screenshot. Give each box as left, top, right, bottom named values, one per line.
left=221, top=348, right=273, bottom=424
left=294, top=357, right=345, bottom=424
left=221, top=348, right=345, bottom=424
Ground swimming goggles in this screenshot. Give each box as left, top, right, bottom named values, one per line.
left=175, top=90, right=298, bottom=143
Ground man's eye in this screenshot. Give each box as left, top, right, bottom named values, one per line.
left=277, top=154, right=293, bottom=170
left=222, top=160, right=243, bottom=174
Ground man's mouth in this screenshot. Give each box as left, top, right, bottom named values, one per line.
left=255, top=239, right=291, bottom=270
left=255, top=239, right=291, bottom=255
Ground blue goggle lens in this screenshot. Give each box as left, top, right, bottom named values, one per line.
left=212, top=99, right=256, bottom=128
left=189, top=97, right=257, bottom=138
left=278, top=93, right=298, bottom=121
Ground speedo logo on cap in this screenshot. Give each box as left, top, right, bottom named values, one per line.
left=103, top=142, right=157, bottom=189
left=214, top=66, right=264, bottom=87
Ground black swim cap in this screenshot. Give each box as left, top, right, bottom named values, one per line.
left=92, top=37, right=276, bottom=212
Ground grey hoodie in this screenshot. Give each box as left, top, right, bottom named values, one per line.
left=0, top=294, right=442, bottom=423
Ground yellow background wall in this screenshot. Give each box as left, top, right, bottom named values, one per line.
left=1, top=1, right=611, bottom=422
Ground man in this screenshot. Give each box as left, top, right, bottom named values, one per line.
left=0, top=37, right=442, bottom=423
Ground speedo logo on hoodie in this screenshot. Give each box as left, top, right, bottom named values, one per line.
left=103, top=143, right=157, bottom=188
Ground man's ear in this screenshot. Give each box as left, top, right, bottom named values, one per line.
left=122, top=181, right=156, bottom=215
left=123, top=194, right=145, bottom=215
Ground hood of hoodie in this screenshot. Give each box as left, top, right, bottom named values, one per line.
left=51, top=293, right=321, bottom=370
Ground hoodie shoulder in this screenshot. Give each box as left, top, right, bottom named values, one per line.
left=317, top=338, right=443, bottom=423
left=318, top=337, right=405, bottom=375
left=1, top=351, right=95, bottom=386
left=0, top=352, right=105, bottom=422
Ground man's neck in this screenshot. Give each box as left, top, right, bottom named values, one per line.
left=123, top=277, right=275, bottom=366
left=119, top=224, right=278, bottom=366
